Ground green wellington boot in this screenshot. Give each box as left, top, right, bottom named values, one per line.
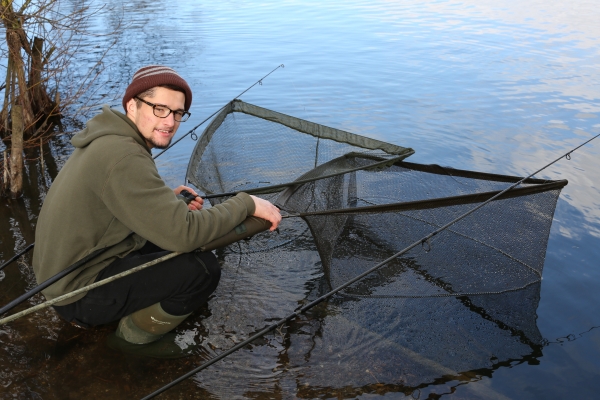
left=107, top=303, right=196, bottom=359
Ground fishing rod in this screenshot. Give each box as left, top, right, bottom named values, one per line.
left=0, top=65, right=285, bottom=275
left=141, top=132, right=600, bottom=399
left=153, top=64, right=285, bottom=160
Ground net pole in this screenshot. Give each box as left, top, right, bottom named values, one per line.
left=140, top=132, right=599, bottom=399
left=280, top=180, right=567, bottom=219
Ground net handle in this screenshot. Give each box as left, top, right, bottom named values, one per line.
left=280, top=179, right=568, bottom=217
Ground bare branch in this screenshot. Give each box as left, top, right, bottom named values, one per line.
left=1, top=0, right=125, bottom=137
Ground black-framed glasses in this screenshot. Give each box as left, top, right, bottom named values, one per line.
left=134, top=96, right=191, bottom=122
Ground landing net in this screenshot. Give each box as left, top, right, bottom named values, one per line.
left=184, top=100, right=567, bottom=394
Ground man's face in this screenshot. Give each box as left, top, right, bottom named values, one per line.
left=126, top=87, right=186, bottom=149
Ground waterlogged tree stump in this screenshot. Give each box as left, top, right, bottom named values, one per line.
left=0, top=3, right=58, bottom=139
left=5, top=30, right=35, bottom=131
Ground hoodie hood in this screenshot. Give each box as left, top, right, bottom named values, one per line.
left=71, top=105, right=150, bottom=152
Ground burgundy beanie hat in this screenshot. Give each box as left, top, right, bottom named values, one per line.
left=122, top=65, right=193, bottom=111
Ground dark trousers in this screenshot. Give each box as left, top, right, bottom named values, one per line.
left=53, top=242, right=221, bottom=327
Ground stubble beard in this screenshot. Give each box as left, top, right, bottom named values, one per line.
left=146, top=129, right=175, bottom=149
left=148, top=136, right=173, bottom=149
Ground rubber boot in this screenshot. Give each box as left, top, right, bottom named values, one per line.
left=106, top=303, right=195, bottom=359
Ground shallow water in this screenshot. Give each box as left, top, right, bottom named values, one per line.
left=1, top=0, right=600, bottom=399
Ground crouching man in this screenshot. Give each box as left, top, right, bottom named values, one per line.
left=33, top=65, right=281, bottom=358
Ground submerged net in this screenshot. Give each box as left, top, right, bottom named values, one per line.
left=276, top=159, right=566, bottom=298
left=184, top=100, right=567, bottom=395
left=271, top=157, right=565, bottom=390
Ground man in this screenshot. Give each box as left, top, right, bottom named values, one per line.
left=33, top=65, right=281, bottom=358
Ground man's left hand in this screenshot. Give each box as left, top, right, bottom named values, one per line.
left=174, top=185, right=204, bottom=211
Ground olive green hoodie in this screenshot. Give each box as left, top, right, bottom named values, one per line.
left=33, top=106, right=255, bottom=305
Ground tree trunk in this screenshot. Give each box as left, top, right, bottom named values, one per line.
left=0, top=56, right=12, bottom=134
left=29, top=37, right=46, bottom=112
left=29, top=36, right=57, bottom=125
left=2, top=150, right=9, bottom=194
left=6, top=30, right=36, bottom=133
left=10, top=104, right=23, bottom=198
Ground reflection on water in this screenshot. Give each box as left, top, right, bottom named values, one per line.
left=1, top=0, right=600, bottom=399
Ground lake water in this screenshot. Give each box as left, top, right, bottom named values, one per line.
left=1, top=0, right=599, bottom=399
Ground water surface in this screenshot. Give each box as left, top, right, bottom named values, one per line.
left=1, top=0, right=599, bottom=399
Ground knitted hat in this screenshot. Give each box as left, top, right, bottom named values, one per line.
left=122, top=65, right=192, bottom=111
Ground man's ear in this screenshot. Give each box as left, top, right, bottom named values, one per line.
left=126, top=98, right=137, bottom=117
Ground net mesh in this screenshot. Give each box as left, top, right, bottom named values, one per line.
left=272, top=158, right=564, bottom=390
left=186, top=100, right=414, bottom=201
left=275, top=159, right=565, bottom=298
left=185, top=100, right=567, bottom=394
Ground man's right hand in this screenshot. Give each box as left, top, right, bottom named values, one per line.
left=249, top=195, right=282, bottom=231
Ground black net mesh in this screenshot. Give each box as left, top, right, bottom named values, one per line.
left=270, top=158, right=564, bottom=390
left=185, top=101, right=566, bottom=394
left=276, top=159, right=566, bottom=298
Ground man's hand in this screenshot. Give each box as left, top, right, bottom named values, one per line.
left=174, top=185, right=204, bottom=211
left=250, top=195, right=282, bottom=231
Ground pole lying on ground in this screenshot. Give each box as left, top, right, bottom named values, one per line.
left=0, top=252, right=180, bottom=325
left=141, top=133, right=600, bottom=399
left=0, top=246, right=111, bottom=317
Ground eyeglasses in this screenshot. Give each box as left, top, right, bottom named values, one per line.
left=134, top=96, right=191, bottom=122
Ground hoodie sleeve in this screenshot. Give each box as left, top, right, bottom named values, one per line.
left=100, top=149, right=255, bottom=252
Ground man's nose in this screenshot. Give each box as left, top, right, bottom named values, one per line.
left=163, top=112, right=176, bottom=126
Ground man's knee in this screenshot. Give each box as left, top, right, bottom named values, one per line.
left=176, top=251, right=221, bottom=291
left=160, top=251, right=221, bottom=314
left=193, top=250, right=221, bottom=286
